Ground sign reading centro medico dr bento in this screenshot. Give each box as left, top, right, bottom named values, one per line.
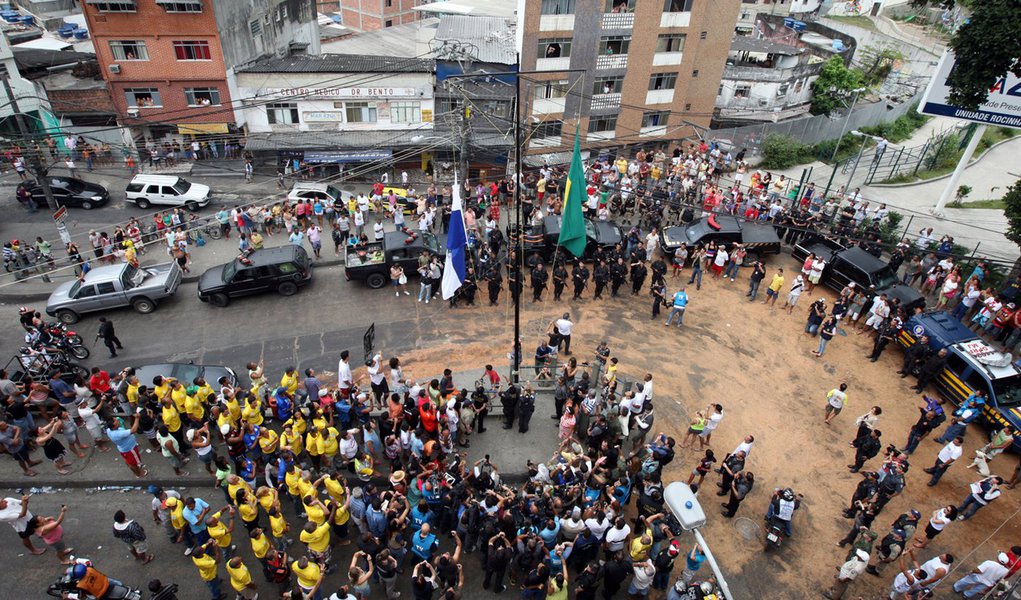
left=268, top=87, right=421, bottom=99
left=920, top=51, right=1021, bottom=130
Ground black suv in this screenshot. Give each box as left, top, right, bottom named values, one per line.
left=198, top=245, right=312, bottom=307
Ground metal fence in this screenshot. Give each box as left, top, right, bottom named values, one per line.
left=710, top=89, right=926, bottom=159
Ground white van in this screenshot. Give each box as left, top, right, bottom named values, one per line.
left=125, top=174, right=211, bottom=210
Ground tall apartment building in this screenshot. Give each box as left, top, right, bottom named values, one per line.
left=339, top=0, right=428, bottom=31
left=80, top=0, right=319, bottom=143
left=519, top=0, right=740, bottom=159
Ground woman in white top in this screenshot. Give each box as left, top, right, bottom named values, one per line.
left=914, top=505, right=957, bottom=548
left=807, top=258, right=826, bottom=294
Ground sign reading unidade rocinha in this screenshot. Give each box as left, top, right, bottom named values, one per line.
left=920, top=51, right=1021, bottom=129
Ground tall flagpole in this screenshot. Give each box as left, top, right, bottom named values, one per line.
left=512, top=53, right=523, bottom=385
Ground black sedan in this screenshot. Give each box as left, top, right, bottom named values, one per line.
left=20, top=176, right=110, bottom=210
left=133, top=362, right=238, bottom=388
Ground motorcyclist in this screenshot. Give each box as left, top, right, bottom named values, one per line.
left=765, top=487, right=803, bottom=537
left=69, top=562, right=110, bottom=599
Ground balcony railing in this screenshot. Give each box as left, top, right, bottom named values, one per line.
left=536, top=57, right=571, bottom=72
left=646, top=89, right=674, bottom=105
left=653, top=52, right=683, bottom=66
left=601, top=12, right=634, bottom=29
left=660, top=12, right=691, bottom=28
left=540, top=14, right=574, bottom=31
left=596, top=54, right=628, bottom=69
left=591, top=93, right=621, bottom=110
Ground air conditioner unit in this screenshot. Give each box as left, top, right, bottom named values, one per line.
left=108, top=64, right=121, bottom=74
left=126, top=108, right=139, bottom=117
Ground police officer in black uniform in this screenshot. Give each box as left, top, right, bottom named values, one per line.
left=552, top=261, right=568, bottom=302
left=531, top=262, right=548, bottom=302
left=593, top=260, right=609, bottom=299
left=630, top=259, right=648, bottom=295
left=609, top=257, right=627, bottom=297
left=650, top=256, right=667, bottom=287
left=486, top=265, right=503, bottom=306
left=572, top=260, right=590, bottom=300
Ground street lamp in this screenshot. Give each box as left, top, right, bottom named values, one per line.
left=845, top=130, right=873, bottom=188
left=664, top=482, right=735, bottom=599
left=822, top=87, right=867, bottom=198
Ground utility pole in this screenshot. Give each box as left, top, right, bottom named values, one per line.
left=1, top=75, right=58, bottom=210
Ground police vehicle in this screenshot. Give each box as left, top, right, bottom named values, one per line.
left=898, top=310, right=1021, bottom=450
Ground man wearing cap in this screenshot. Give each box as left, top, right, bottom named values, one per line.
left=651, top=540, right=681, bottom=593
left=953, top=552, right=1011, bottom=597
left=823, top=548, right=870, bottom=599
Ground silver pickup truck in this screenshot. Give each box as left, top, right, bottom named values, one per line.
left=46, top=262, right=183, bottom=323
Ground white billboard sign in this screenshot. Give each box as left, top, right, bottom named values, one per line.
left=920, top=51, right=1021, bottom=130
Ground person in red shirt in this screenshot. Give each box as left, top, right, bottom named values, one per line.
left=483, top=364, right=501, bottom=390
left=88, top=367, right=111, bottom=395
left=1006, top=545, right=1021, bottom=578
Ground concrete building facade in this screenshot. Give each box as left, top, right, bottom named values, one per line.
left=519, top=0, right=740, bottom=160
left=79, top=0, right=319, bottom=141
left=338, top=0, right=427, bottom=31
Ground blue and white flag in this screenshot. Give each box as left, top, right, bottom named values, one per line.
left=441, top=175, right=467, bottom=300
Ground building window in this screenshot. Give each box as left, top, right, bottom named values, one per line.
left=598, top=36, right=630, bottom=56
left=538, top=38, right=572, bottom=59
left=735, top=85, right=751, bottom=98
left=109, top=40, right=148, bottom=61
left=699, top=31, right=707, bottom=39
left=173, top=40, right=212, bottom=61
left=656, top=34, right=686, bottom=53
left=692, top=69, right=699, bottom=77
left=391, top=102, right=422, bottom=124
left=588, top=116, right=617, bottom=133
left=641, top=111, right=668, bottom=127
left=267, top=103, right=299, bottom=124
left=794, top=79, right=804, bottom=93
left=594, top=77, right=623, bottom=95
left=684, top=103, right=691, bottom=111
left=157, top=0, right=202, bottom=12
left=534, top=80, right=568, bottom=100
left=605, top=0, right=635, bottom=11
left=385, top=19, right=393, bottom=27
left=185, top=87, right=221, bottom=106
left=649, top=73, right=677, bottom=90
left=777, top=83, right=790, bottom=97
left=385, top=0, right=393, bottom=5
left=533, top=120, right=563, bottom=139
left=124, top=88, right=161, bottom=108
left=540, top=0, right=575, bottom=14
left=88, top=1, right=136, bottom=12
left=345, top=102, right=377, bottom=123
left=663, top=0, right=694, bottom=11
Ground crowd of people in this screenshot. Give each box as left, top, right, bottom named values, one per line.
left=1, top=139, right=1020, bottom=600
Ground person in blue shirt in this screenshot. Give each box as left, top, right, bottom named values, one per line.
left=182, top=497, right=211, bottom=550
left=538, top=516, right=561, bottom=549
left=48, top=373, right=77, bottom=411
left=411, top=522, right=439, bottom=562
left=935, top=391, right=985, bottom=443
left=665, top=287, right=689, bottom=327
left=105, top=413, right=146, bottom=478
left=409, top=500, right=433, bottom=532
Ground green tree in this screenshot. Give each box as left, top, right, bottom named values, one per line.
left=1003, top=182, right=1021, bottom=256
left=810, top=56, right=865, bottom=116
left=857, top=44, right=905, bottom=87
left=911, top=0, right=1021, bottom=110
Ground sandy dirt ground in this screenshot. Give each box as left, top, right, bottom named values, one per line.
left=384, top=252, right=1021, bottom=599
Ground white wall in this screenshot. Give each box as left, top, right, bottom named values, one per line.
left=236, top=71, right=435, bottom=133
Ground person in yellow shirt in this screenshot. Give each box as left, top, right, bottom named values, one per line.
left=212, top=406, right=232, bottom=434
left=223, top=393, right=242, bottom=425
left=268, top=507, right=290, bottom=551
left=225, top=474, right=253, bottom=505
left=160, top=397, right=182, bottom=435
left=283, top=465, right=304, bottom=514
left=125, top=375, right=140, bottom=412
left=280, top=367, right=299, bottom=397
left=194, top=377, right=215, bottom=406
left=305, top=426, right=324, bottom=469
left=241, top=395, right=263, bottom=427
left=303, top=493, right=328, bottom=526
left=299, top=519, right=333, bottom=571
left=163, top=496, right=188, bottom=545
left=280, top=424, right=303, bottom=456
left=205, top=506, right=237, bottom=560
left=257, top=427, right=279, bottom=461
left=283, top=414, right=307, bottom=437
left=169, top=380, right=188, bottom=413
left=323, top=471, right=347, bottom=504
left=248, top=527, right=271, bottom=561
left=190, top=540, right=224, bottom=599
left=234, top=489, right=261, bottom=532
left=255, top=485, right=279, bottom=515
left=226, top=556, right=258, bottom=599
left=184, top=387, right=204, bottom=424
left=152, top=375, right=172, bottom=405
left=291, top=556, right=324, bottom=598
left=764, top=267, right=785, bottom=307
left=329, top=487, right=352, bottom=546
left=320, top=426, right=340, bottom=462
